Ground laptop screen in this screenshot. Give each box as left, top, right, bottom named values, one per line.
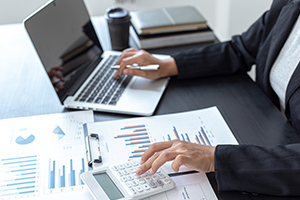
left=25, top=0, right=103, bottom=102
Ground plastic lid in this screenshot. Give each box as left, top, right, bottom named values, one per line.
left=106, top=7, right=130, bottom=22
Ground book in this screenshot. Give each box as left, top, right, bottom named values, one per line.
left=130, top=25, right=215, bottom=49
left=130, top=6, right=207, bottom=35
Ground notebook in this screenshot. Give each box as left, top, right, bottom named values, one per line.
left=24, top=0, right=169, bottom=116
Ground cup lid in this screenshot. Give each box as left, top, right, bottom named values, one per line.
left=106, top=7, right=130, bottom=22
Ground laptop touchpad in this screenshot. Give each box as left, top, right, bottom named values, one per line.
left=129, top=77, right=162, bottom=91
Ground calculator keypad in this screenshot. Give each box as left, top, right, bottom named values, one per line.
left=110, top=160, right=174, bottom=196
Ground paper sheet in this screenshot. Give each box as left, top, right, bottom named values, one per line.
left=85, top=106, right=239, bottom=199
left=86, top=106, right=238, bottom=170
left=143, top=173, right=217, bottom=200
left=0, top=111, right=94, bottom=200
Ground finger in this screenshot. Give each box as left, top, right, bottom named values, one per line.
left=171, top=155, right=186, bottom=173
left=52, top=66, right=64, bottom=71
left=150, top=150, right=178, bottom=174
left=114, top=54, right=137, bottom=79
left=52, top=71, right=64, bottom=81
left=140, top=141, right=173, bottom=164
left=122, top=47, right=138, bottom=54
left=54, top=83, right=64, bottom=90
left=116, top=51, right=137, bottom=65
left=136, top=152, right=160, bottom=175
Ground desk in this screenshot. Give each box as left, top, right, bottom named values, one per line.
left=1, top=17, right=300, bottom=200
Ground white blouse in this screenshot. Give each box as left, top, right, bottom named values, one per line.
left=270, top=14, right=300, bottom=111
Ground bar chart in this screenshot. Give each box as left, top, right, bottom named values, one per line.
left=47, top=157, right=85, bottom=192
left=111, top=118, right=219, bottom=161
left=114, top=124, right=151, bottom=159
left=167, top=126, right=213, bottom=146
left=0, top=155, right=39, bottom=198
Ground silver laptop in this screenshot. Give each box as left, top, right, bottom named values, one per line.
left=24, top=0, right=169, bottom=116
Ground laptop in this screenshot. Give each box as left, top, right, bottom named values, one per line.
left=24, top=0, right=169, bottom=116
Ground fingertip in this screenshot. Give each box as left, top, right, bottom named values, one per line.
left=123, top=69, right=129, bottom=75
left=113, top=73, right=117, bottom=79
left=136, top=168, right=141, bottom=176
left=150, top=168, right=155, bottom=174
left=118, top=70, right=123, bottom=77
left=173, top=168, right=179, bottom=173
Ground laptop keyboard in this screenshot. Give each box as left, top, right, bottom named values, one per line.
left=74, top=55, right=132, bottom=106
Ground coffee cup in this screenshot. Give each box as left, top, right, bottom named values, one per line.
left=105, top=7, right=131, bottom=51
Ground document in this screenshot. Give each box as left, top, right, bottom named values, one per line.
left=85, top=106, right=238, bottom=199
left=85, top=106, right=238, bottom=169
left=0, top=111, right=94, bottom=200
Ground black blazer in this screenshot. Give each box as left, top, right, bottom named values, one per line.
left=173, top=0, right=300, bottom=196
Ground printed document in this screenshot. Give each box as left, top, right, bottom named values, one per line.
left=0, top=111, right=94, bottom=200
left=85, top=106, right=239, bottom=199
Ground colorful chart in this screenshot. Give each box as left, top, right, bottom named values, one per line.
left=114, top=124, right=150, bottom=159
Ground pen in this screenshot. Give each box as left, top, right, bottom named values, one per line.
left=111, top=64, right=160, bottom=70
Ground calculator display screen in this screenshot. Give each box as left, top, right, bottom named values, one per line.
left=93, top=173, right=124, bottom=200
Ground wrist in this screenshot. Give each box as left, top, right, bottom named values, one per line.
left=210, top=146, right=216, bottom=172
left=160, top=57, right=178, bottom=77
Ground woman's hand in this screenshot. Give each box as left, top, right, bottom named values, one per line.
left=113, top=48, right=178, bottom=79
left=136, top=140, right=216, bottom=175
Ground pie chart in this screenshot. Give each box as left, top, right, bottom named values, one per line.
left=15, top=135, right=36, bottom=145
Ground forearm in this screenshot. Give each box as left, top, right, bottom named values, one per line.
left=172, top=38, right=254, bottom=80
left=171, top=9, right=270, bottom=80
left=215, top=144, right=300, bottom=196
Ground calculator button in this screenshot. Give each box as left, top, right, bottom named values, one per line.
left=137, top=178, right=146, bottom=184
left=143, top=184, right=150, bottom=190
left=145, top=171, right=151, bottom=175
left=145, top=176, right=152, bottom=182
left=118, top=164, right=125, bottom=170
left=112, top=166, right=118, bottom=171
left=129, top=168, right=136, bottom=173
left=121, top=177, right=127, bottom=182
left=135, top=186, right=143, bottom=193
left=131, top=180, right=138, bottom=186
left=156, top=180, right=164, bottom=186
left=125, top=162, right=132, bottom=168
left=152, top=174, right=159, bottom=180
left=131, top=160, right=139, bottom=166
left=123, top=169, right=129, bottom=175
left=148, top=182, right=157, bottom=188
left=125, top=182, right=132, bottom=188
left=130, top=187, right=136, bottom=194
left=117, top=171, right=123, bottom=177
left=162, top=178, right=171, bottom=184
left=127, top=175, right=134, bottom=181
left=157, top=173, right=165, bottom=179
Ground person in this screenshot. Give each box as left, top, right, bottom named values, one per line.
left=113, top=0, right=300, bottom=196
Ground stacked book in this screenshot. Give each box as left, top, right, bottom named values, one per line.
left=130, top=6, right=215, bottom=49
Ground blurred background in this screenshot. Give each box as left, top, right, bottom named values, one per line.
left=0, top=0, right=272, bottom=41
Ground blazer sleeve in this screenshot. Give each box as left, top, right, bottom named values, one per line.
left=215, top=144, right=300, bottom=196
left=171, top=9, right=270, bottom=79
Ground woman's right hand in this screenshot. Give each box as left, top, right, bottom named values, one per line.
left=113, top=48, right=178, bottom=79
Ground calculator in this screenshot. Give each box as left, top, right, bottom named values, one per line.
left=81, top=160, right=176, bottom=200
